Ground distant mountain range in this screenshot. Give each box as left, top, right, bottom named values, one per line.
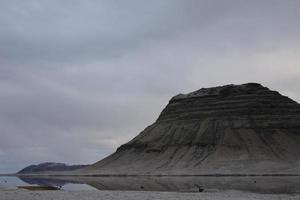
left=17, top=162, right=88, bottom=174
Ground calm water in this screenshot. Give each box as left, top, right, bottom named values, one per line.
left=0, top=175, right=300, bottom=194
left=0, top=176, right=96, bottom=191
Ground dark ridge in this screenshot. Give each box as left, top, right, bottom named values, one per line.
left=17, top=162, right=89, bottom=174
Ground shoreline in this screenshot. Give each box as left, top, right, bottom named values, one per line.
left=10, top=173, right=300, bottom=177
left=4, top=174, right=300, bottom=192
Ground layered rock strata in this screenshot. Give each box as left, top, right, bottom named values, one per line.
left=81, top=83, right=300, bottom=175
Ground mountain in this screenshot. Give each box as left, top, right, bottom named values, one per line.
left=79, top=83, right=300, bottom=175
left=17, top=162, right=88, bottom=174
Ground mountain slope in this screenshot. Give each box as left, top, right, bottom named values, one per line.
left=80, top=83, right=300, bottom=175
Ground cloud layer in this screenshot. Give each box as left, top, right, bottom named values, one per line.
left=0, top=0, right=300, bottom=172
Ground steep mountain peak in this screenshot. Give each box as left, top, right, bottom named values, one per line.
left=78, top=83, right=300, bottom=175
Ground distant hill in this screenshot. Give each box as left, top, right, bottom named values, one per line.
left=17, top=162, right=88, bottom=174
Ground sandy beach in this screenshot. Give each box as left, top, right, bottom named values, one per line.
left=1, top=188, right=300, bottom=200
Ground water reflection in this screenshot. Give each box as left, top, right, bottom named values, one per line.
left=19, top=177, right=71, bottom=187
left=18, top=176, right=95, bottom=191
left=16, top=175, right=300, bottom=194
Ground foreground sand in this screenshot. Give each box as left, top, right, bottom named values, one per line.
left=1, top=188, right=300, bottom=200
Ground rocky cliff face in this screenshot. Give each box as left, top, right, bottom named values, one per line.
left=81, top=83, right=300, bottom=175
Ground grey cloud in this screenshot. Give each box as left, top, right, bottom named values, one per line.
left=0, top=0, right=300, bottom=172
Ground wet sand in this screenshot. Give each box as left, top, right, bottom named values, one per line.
left=1, top=188, right=300, bottom=200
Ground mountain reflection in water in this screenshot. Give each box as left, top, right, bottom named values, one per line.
left=19, top=177, right=72, bottom=187
left=17, top=176, right=300, bottom=194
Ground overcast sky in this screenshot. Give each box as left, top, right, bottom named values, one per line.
left=0, top=0, right=300, bottom=173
